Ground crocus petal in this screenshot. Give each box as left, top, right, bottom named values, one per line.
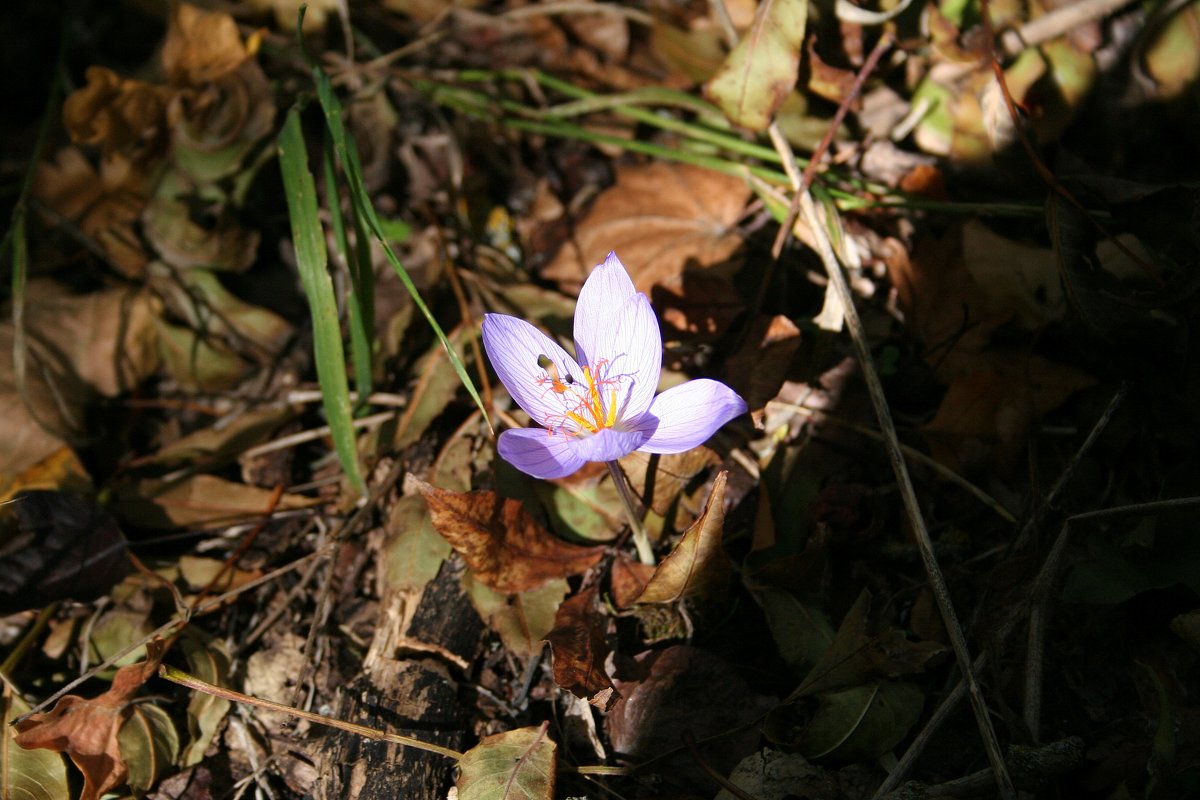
left=586, top=293, right=662, bottom=421
left=482, top=313, right=582, bottom=427
left=633, top=379, right=747, bottom=455
left=497, top=428, right=587, bottom=480
left=574, top=251, right=637, bottom=366
left=569, top=427, right=651, bottom=463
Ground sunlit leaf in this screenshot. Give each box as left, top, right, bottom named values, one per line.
left=415, top=479, right=604, bottom=594
left=457, top=725, right=556, bottom=800
left=542, top=162, right=749, bottom=294
left=635, top=471, right=731, bottom=604
left=463, top=575, right=567, bottom=659
left=705, top=0, right=808, bottom=131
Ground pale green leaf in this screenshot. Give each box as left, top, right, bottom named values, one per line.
left=2, top=690, right=69, bottom=800
left=457, top=725, right=556, bottom=800
left=463, top=576, right=567, bottom=659
left=705, top=0, right=808, bottom=131
left=384, top=494, right=452, bottom=593
left=118, top=704, right=179, bottom=796
left=179, top=635, right=231, bottom=767
left=792, top=682, right=923, bottom=761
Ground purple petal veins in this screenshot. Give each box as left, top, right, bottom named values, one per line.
left=483, top=251, right=748, bottom=479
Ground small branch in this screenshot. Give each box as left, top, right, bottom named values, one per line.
left=771, top=31, right=895, bottom=260
left=159, top=665, right=465, bottom=761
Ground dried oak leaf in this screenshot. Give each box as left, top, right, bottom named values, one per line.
left=14, top=640, right=166, bottom=800
left=414, top=477, right=604, bottom=594
left=542, top=162, right=749, bottom=294
left=544, top=585, right=618, bottom=709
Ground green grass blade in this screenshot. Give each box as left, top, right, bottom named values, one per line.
left=308, top=65, right=492, bottom=433
left=277, top=108, right=367, bottom=495
left=321, top=138, right=374, bottom=413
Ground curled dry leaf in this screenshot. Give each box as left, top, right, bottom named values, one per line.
left=543, top=585, right=619, bottom=709
left=635, top=471, right=731, bottom=605
left=14, top=640, right=166, bottom=800
left=413, top=477, right=604, bottom=594
left=542, top=162, right=749, bottom=294
left=34, top=147, right=151, bottom=277
left=162, top=4, right=255, bottom=87
left=62, top=66, right=174, bottom=164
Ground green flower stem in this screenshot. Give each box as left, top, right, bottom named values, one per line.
left=606, top=460, right=655, bottom=566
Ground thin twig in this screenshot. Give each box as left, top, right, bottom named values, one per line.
left=11, top=546, right=331, bottom=726
left=159, top=665, right=465, bottom=761
left=872, top=385, right=1127, bottom=796
left=808, top=188, right=1013, bottom=799
left=771, top=31, right=895, bottom=260
left=771, top=149, right=1015, bottom=797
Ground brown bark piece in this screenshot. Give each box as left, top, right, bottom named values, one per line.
left=314, top=559, right=484, bottom=800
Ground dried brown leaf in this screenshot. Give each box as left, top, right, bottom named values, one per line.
left=542, top=162, right=749, bottom=294
left=34, top=148, right=151, bottom=277
left=618, top=446, right=719, bottom=519
left=414, top=478, right=604, bottom=594
left=162, top=4, right=253, bottom=87
left=544, top=585, right=618, bottom=709
left=111, top=474, right=318, bottom=529
left=607, top=646, right=772, bottom=791
left=62, top=66, right=173, bottom=163
left=635, top=471, right=731, bottom=604
left=14, top=640, right=166, bottom=800
left=609, top=555, right=655, bottom=609
left=724, top=314, right=801, bottom=413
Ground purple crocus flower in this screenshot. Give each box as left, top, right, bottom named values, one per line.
left=481, top=252, right=747, bottom=479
